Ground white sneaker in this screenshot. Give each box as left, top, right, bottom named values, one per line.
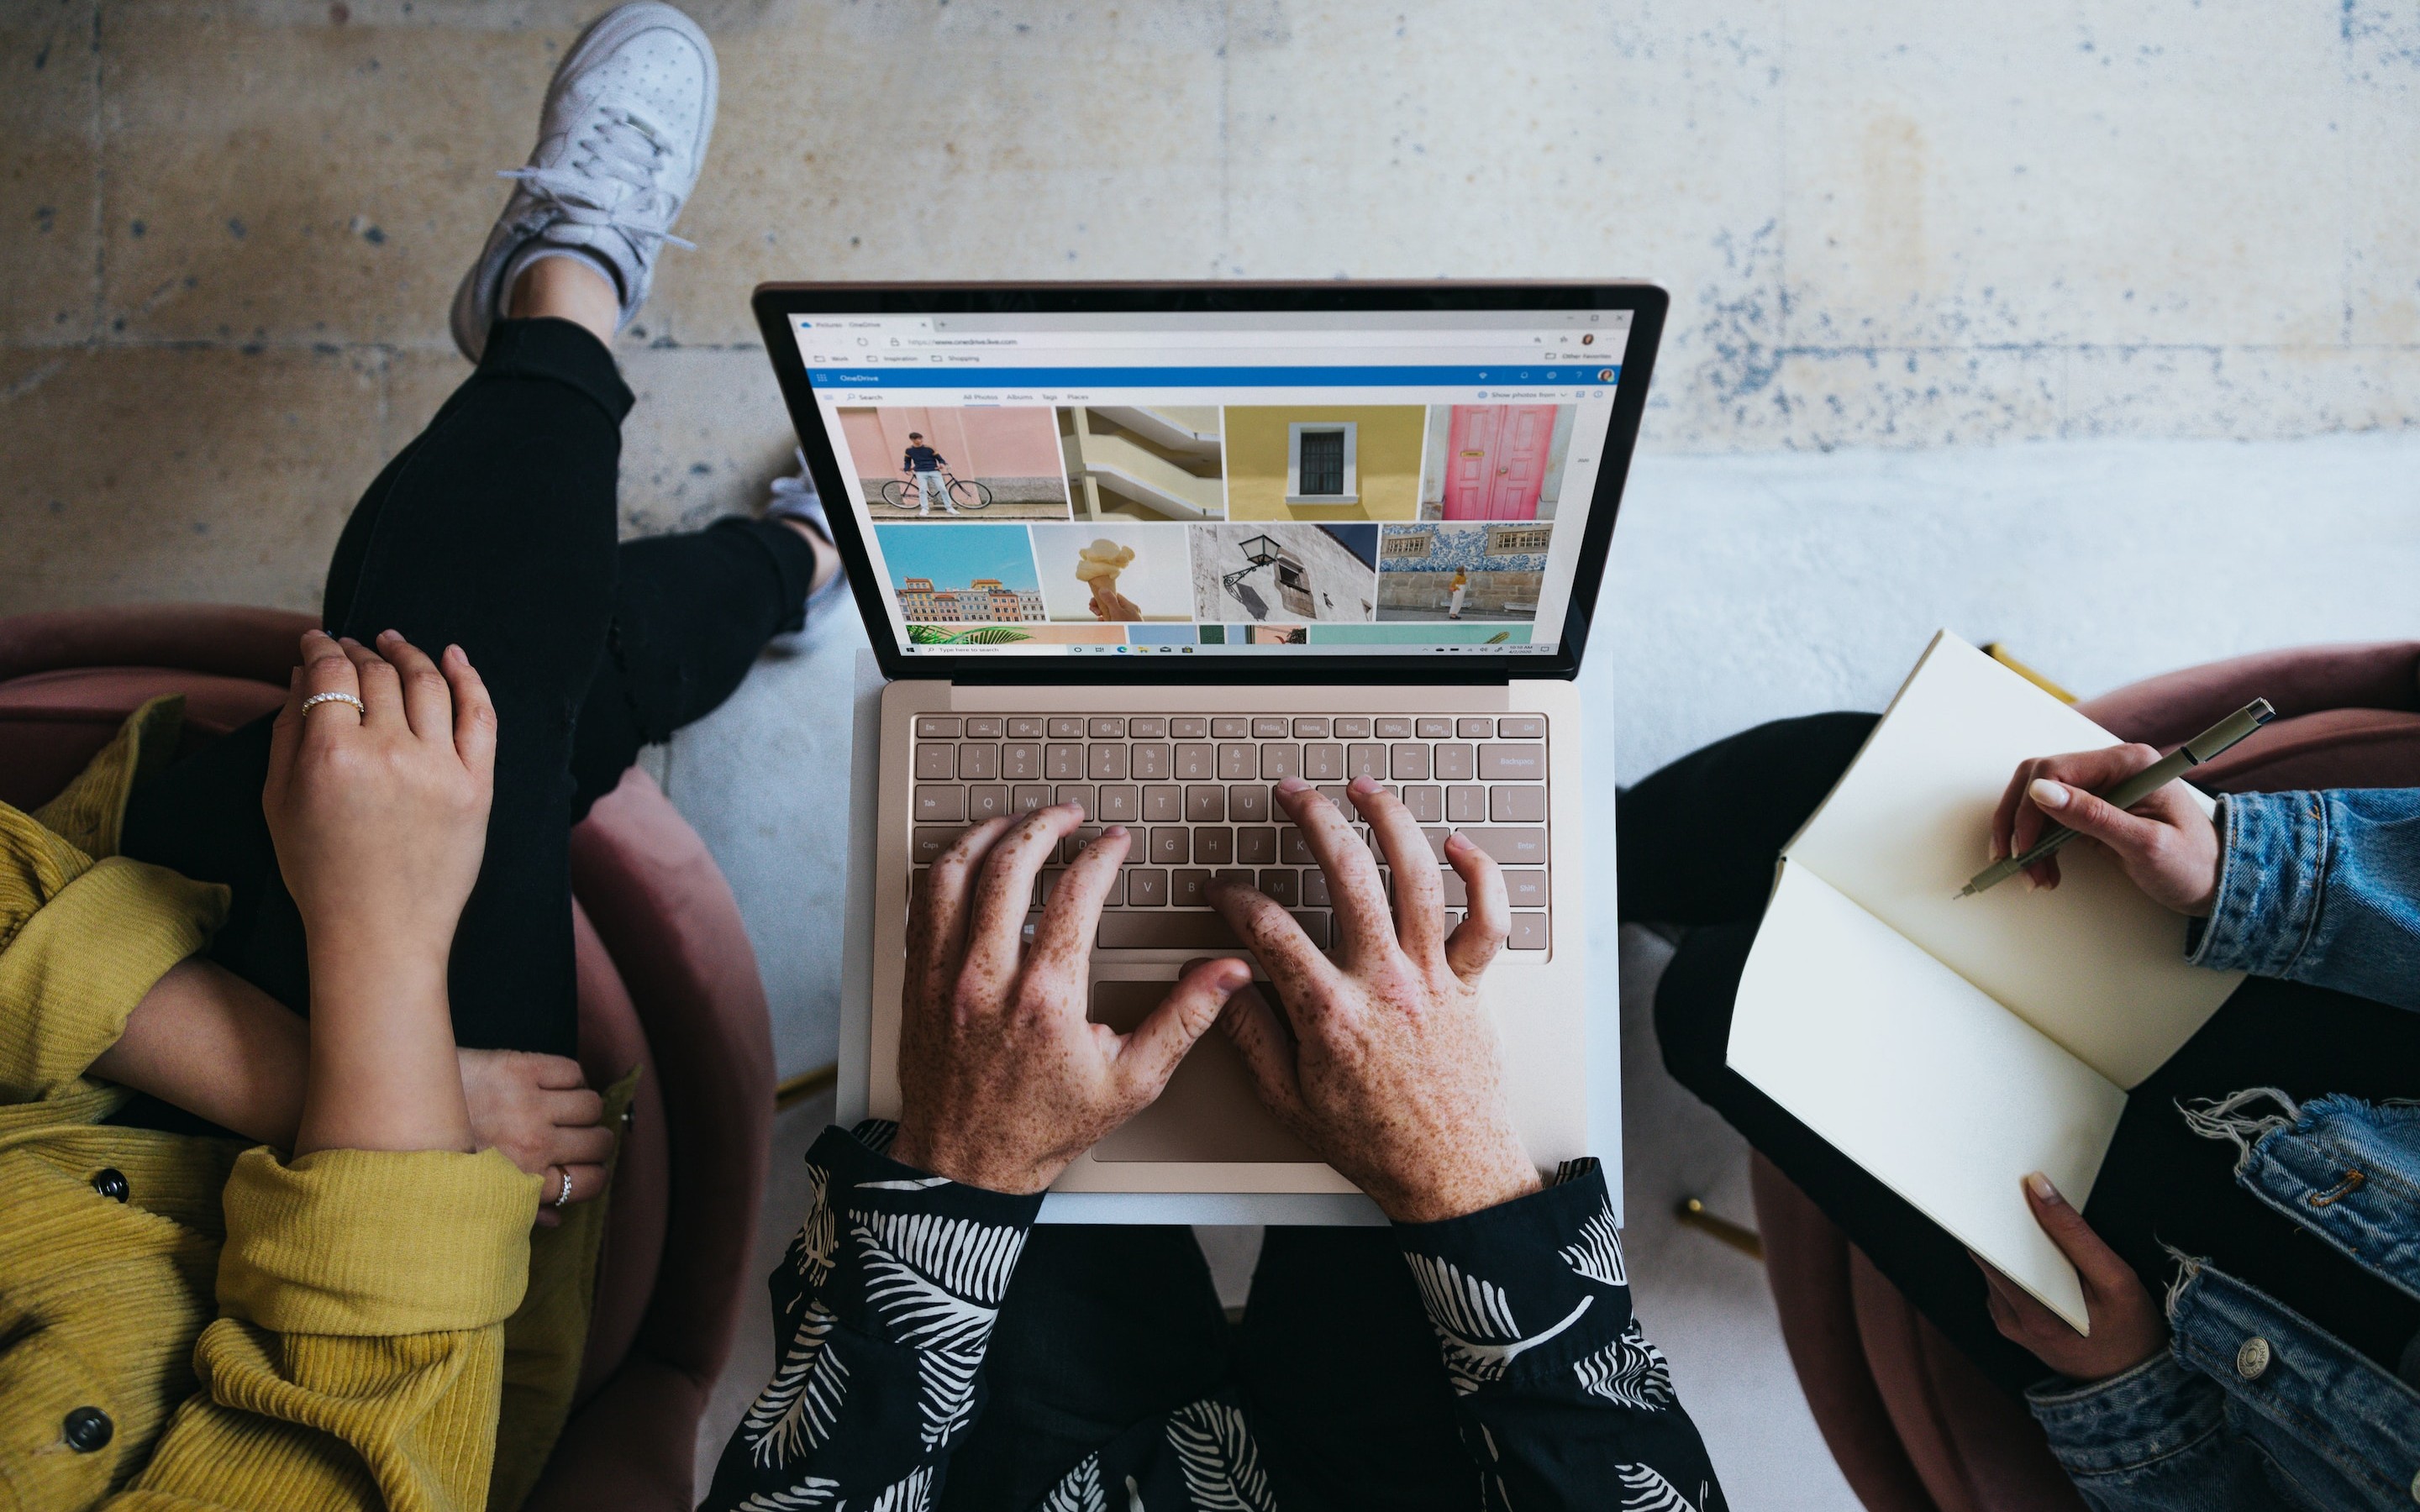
left=763, top=449, right=829, bottom=540
left=450, top=3, right=718, bottom=361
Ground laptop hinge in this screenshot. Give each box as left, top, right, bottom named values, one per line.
left=945, top=682, right=1518, bottom=711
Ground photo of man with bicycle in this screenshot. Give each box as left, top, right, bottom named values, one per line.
left=836, top=406, right=1076, bottom=522
left=901, top=431, right=956, bottom=514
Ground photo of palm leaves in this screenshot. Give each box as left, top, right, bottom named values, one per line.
left=908, top=625, right=1034, bottom=646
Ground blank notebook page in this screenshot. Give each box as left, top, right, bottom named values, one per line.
left=1784, top=633, right=2240, bottom=1089
left=1730, top=864, right=2128, bottom=1331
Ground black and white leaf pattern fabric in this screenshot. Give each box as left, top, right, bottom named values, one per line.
left=742, top=1299, right=850, bottom=1465
left=744, top=1160, right=848, bottom=1468
left=1039, top=1453, right=1107, bottom=1512
left=857, top=1209, right=1027, bottom=1446
left=1165, top=1400, right=1277, bottom=1512
left=1558, top=1195, right=1628, bottom=1287
left=1617, top=1462, right=1708, bottom=1511
left=704, top=1137, right=1724, bottom=1512
left=1575, top=1320, right=1675, bottom=1410
left=1390, top=1158, right=1725, bottom=1512
left=702, top=1126, right=1044, bottom=1512
left=730, top=1478, right=840, bottom=1511
left=868, top=1466, right=937, bottom=1512
left=1403, top=1250, right=1595, bottom=1394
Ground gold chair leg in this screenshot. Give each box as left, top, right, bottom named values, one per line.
left=1675, top=1196, right=1765, bottom=1263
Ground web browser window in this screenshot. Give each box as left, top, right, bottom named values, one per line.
left=789, top=309, right=1636, bottom=659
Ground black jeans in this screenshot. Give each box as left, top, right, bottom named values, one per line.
left=119, top=318, right=819, bottom=1058
left=1622, top=714, right=2420, bottom=1395
left=939, top=1225, right=1473, bottom=1512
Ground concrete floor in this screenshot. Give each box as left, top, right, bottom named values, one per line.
left=8, top=0, right=2417, bottom=617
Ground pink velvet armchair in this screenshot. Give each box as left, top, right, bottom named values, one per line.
left=0, top=602, right=776, bottom=1510
left=1752, top=640, right=2420, bottom=1512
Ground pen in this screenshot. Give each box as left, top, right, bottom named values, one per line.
left=1958, top=698, right=2277, bottom=898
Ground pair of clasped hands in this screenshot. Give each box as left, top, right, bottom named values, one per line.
left=889, top=776, right=1543, bottom=1227
left=1977, top=745, right=2228, bottom=1381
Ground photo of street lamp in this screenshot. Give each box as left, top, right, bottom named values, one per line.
left=1222, top=532, right=1281, bottom=593
left=1188, top=523, right=1379, bottom=623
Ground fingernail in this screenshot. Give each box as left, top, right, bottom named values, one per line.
left=1276, top=775, right=1309, bottom=794
left=1444, top=830, right=1470, bottom=851
left=1102, top=824, right=1128, bottom=839
left=2028, top=778, right=2070, bottom=811
left=1349, top=774, right=1379, bottom=792
left=2025, top=1171, right=2062, bottom=1204
left=378, top=628, right=402, bottom=642
left=1218, top=962, right=1252, bottom=990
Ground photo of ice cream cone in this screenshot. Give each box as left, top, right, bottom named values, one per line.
left=1075, top=537, right=1141, bottom=622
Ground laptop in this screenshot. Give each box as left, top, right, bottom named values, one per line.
left=755, top=282, right=1666, bottom=1218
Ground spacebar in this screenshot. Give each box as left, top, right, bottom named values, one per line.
left=1098, top=913, right=1244, bottom=950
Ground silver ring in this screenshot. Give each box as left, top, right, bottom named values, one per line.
left=553, top=1168, right=573, bottom=1209
left=299, top=691, right=366, bottom=718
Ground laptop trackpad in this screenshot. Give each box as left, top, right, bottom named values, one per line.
left=1086, top=979, right=1322, bottom=1163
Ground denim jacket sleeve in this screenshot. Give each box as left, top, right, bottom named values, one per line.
left=2189, top=790, right=2420, bottom=1011
left=2027, top=1352, right=2281, bottom=1512
left=1393, top=1159, right=1727, bottom=1511
left=700, top=1121, right=1045, bottom=1512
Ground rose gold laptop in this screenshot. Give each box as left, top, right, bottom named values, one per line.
left=756, top=281, right=1666, bottom=1220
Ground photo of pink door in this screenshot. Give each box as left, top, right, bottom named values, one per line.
left=1439, top=404, right=1556, bottom=521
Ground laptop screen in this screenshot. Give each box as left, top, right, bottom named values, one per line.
left=779, top=303, right=1644, bottom=665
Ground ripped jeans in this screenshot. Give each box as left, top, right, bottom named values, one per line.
left=118, top=317, right=821, bottom=1060
left=2030, top=1094, right=2420, bottom=1512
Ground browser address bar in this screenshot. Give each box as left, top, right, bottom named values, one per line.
left=896, top=328, right=1559, bottom=349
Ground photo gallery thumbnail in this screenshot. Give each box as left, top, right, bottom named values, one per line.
left=848, top=402, right=1574, bottom=647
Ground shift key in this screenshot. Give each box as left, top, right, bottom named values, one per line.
left=1459, top=827, right=1548, bottom=864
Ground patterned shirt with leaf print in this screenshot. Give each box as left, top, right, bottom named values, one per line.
left=702, top=1124, right=1726, bottom=1512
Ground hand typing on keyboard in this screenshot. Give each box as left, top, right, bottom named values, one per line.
left=890, top=804, right=1253, bottom=1194
left=1209, top=774, right=1543, bottom=1223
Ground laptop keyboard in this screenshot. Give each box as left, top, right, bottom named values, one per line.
left=908, top=713, right=1549, bottom=953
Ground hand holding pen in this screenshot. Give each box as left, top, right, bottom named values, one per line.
left=1967, top=700, right=2275, bottom=911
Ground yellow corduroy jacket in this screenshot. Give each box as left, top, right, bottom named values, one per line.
left=0, top=701, right=619, bottom=1512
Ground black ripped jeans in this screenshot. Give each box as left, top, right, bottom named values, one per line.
left=1621, top=714, right=2420, bottom=1395
left=119, top=318, right=819, bottom=1060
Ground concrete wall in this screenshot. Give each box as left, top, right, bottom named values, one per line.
left=2, top=0, right=2413, bottom=615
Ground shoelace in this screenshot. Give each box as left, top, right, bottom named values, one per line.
left=768, top=449, right=822, bottom=512
left=500, top=108, right=697, bottom=251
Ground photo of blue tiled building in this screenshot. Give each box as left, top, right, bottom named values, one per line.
left=1375, top=522, right=1552, bottom=622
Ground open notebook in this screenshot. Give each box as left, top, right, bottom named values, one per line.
left=1726, top=633, right=2243, bottom=1330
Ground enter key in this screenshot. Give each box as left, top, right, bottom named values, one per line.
left=1455, top=827, right=1547, bottom=864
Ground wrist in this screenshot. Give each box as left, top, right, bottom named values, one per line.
left=305, top=936, right=450, bottom=1013
left=891, top=1121, right=1062, bottom=1195
left=1376, top=1147, right=1543, bottom=1224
